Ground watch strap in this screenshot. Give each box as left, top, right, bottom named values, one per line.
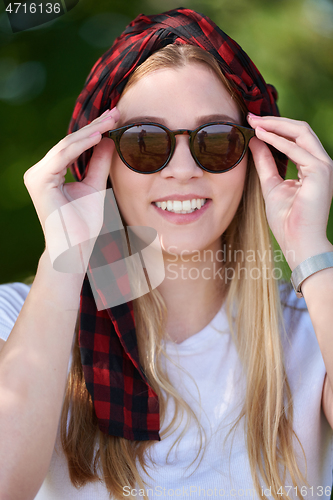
left=290, top=251, right=333, bottom=298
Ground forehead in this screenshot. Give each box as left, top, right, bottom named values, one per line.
left=116, top=63, right=242, bottom=128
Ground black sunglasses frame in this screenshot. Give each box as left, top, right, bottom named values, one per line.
left=106, top=121, right=255, bottom=174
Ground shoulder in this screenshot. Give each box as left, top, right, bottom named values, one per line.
left=0, top=282, right=32, bottom=341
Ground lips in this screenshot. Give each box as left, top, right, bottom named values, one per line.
left=151, top=198, right=211, bottom=224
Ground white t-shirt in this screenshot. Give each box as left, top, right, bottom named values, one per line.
left=0, top=282, right=332, bottom=499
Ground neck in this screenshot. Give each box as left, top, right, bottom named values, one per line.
left=157, top=240, right=227, bottom=343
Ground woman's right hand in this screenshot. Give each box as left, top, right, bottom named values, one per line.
left=23, top=107, right=120, bottom=273
left=0, top=110, right=121, bottom=497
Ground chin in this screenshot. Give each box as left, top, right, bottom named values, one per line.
left=159, top=234, right=215, bottom=257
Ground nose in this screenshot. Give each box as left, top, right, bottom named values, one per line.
left=160, top=133, right=204, bottom=181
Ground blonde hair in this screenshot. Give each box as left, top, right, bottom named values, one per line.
left=60, top=44, right=308, bottom=499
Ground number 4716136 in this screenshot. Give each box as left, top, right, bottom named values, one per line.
left=276, top=485, right=332, bottom=496
left=5, top=3, right=61, bottom=14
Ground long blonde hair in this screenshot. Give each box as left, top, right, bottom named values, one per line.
left=60, top=44, right=308, bottom=499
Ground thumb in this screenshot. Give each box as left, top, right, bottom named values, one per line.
left=249, top=136, right=283, bottom=200
left=83, top=137, right=115, bottom=192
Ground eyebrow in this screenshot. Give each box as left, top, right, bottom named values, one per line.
left=118, top=113, right=240, bottom=128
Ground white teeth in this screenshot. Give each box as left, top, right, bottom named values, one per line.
left=154, top=198, right=208, bottom=213
left=182, top=200, right=191, bottom=211
left=173, top=201, right=182, bottom=212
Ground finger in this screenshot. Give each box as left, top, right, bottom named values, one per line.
left=29, top=110, right=120, bottom=181
left=254, top=126, right=319, bottom=171
left=83, top=137, right=115, bottom=192
left=42, top=107, right=120, bottom=162
left=247, top=114, right=330, bottom=163
left=69, top=107, right=121, bottom=144
left=28, top=133, right=106, bottom=180
left=249, top=137, right=283, bottom=199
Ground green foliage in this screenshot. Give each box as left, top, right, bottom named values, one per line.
left=0, top=0, right=332, bottom=282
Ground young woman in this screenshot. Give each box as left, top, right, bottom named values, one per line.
left=0, top=8, right=333, bottom=500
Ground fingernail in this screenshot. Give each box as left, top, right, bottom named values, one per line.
left=89, top=131, right=100, bottom=138
left=98, top=107, right=117, bottom=119
left=247, top=112, right=260, bottom=118
left=104, top=106, right=117, bottom=117
left=100, top=111, right=118, bottom=123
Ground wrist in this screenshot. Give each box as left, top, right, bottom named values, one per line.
left=286, top=240, right=333, bottom=271
left=36, top=250, right=86, bottom=311
left=290, top=249, right=333, bottom=298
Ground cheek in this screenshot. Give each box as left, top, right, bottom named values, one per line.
left=110, top=148, right=144, bottom=201
left=215, top=160, right=247, bottom=220
left=223, top=159, right=247, bottom=197
left=109, top=155, right=133, bottom=221
left=109, top=150, right=124, bottom=188
left=233, top=156, right=248, bottom=195
left=109, top=154, right=150, bottom=225
left=233, top=164, right=247, bottom=202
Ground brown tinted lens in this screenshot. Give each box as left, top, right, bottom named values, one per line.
left=120, top=125, right=171, bottom=172
left=193, top=124, right=245, bottom=171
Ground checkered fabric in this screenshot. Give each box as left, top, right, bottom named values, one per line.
left=67, top=8, right=288, bottom=441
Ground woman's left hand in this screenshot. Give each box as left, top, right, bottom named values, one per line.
left=247, top=114, right=333, bottom=270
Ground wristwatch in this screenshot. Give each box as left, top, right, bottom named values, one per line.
left=290, top=251, right=333, bottom=298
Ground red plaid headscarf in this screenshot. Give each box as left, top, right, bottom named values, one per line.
left=68, top=8, right=288, bottom=441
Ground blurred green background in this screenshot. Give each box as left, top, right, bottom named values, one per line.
left=0, top=0, right=333, bottom=284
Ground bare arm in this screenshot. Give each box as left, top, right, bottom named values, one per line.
left=300, top=258, right=333, bottom=426
left=0, top=251, right=84, bottom=499
left=247, top=114, right=333, bottom=427
left=0, top=107, right=120, bottom=499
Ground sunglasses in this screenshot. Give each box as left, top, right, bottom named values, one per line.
left=105, top=121, right=255, bottom=174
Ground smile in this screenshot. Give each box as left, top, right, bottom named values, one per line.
left=153, top=198, right=208, bottom=214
